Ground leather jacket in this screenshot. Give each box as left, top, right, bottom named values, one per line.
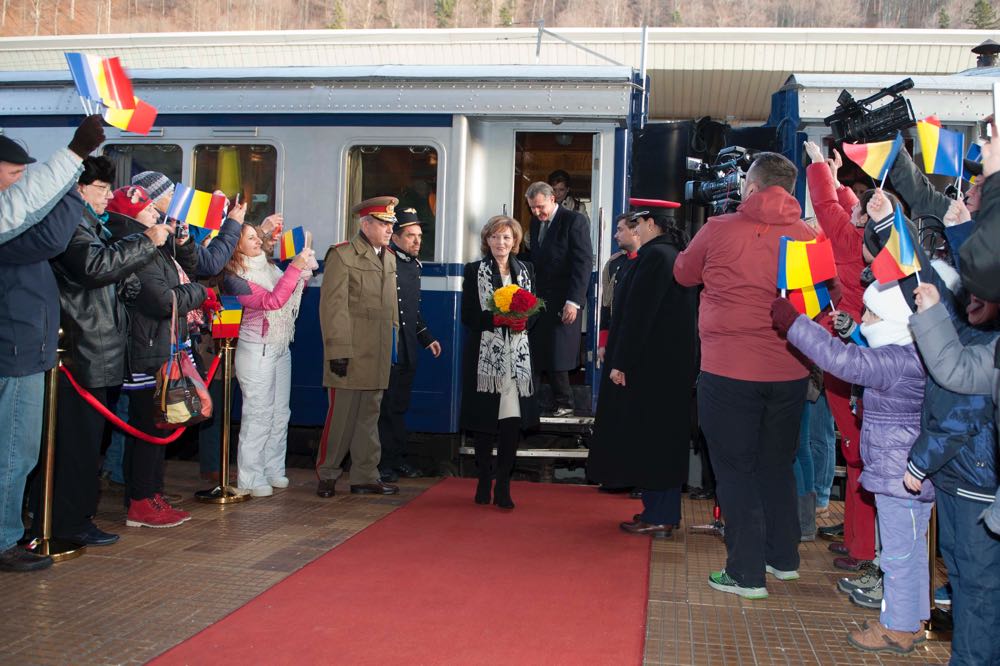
left=50, top=206, right=157, bottom=388
left=106, top=213, right=206, bottom=375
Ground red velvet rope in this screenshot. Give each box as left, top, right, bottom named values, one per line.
left=58, top=352, right=223, bottom=446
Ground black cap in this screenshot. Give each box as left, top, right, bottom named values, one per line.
left=0, top=135, right=36, bottom=165
left=393, top=207, right=422, bottom=234
left=964, top=158, right=983, bottom=178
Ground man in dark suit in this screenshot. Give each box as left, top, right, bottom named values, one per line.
left=524, top=181, right=593, bottom=416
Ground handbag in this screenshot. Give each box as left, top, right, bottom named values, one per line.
left=154, top=292, right=213, bottom=429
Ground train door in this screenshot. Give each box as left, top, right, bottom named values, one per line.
left=513, top=130, right=601, bottom=416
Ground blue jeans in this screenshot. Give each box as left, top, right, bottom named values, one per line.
left=0, top=373, right=44, bottom=550
left=807, top=393, right=836, bottom=507
left=101, top=392, right=128, bottom=484
left=793, top=402, right=815, bottom=497
left=936, top=491, right=1000, bottom=665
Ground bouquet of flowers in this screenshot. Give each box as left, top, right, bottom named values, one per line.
left=489, top=284, right=545, bottom=333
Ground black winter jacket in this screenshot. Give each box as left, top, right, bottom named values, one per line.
left=106, top=213, right=207, bottom=375
left=50, top=206, right=157, bottom=388
left=0, top=191, right=83, bottom=377
left=960, top=171, right=1000, bottom=302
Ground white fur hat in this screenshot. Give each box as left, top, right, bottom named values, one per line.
left=863, top=281, right=913, bottom=324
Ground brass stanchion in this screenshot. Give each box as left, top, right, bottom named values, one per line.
left=195, top=337, right=250, bottom=504
left=28, top=350, right=86, bottom=562
left=924, top=504, right=952, bottom=640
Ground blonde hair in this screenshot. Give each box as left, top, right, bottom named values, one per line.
left=480, top=215, right=523, bottom=257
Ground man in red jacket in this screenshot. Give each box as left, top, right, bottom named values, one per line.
left=674, top=152, right=815, bottom=599
left=803, top=142, right=877, bottom=574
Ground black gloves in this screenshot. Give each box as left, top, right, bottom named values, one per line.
left=329, top=359, right=349, bottom=377
left=118, top=274, right=142, bottom=305
left=68, top=115, right=106, bottom=159
left=832, top=311, right=858, bottom=340
left=860, top=264, right=875, bottom=287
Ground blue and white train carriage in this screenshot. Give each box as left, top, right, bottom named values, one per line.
left=0, top=65, right=643, bottom=432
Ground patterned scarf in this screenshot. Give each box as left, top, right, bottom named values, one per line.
left=476, top=257, right=533, bottom=396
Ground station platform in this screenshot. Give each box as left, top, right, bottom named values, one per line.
left=0, top=461, right=952, bottom=665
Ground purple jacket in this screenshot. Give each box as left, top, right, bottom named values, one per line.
left=787, top=316, right=934, bottom=502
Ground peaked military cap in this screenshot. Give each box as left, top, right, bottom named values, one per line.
left=393, top=207, right=422, bottom=234
left=352, top=196, right=398, bottom=223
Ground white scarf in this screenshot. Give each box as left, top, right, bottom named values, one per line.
left=476, top=258, right=533, bottom=396
left=238, top=253, right=305, bottom=347
left=860, top=320, right=914, bottom=348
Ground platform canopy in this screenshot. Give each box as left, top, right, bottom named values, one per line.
left=0, top=27, right=992, bottom=122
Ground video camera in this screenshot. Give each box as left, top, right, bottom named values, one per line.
left=684, top=146, right=755, bottom=215
left=823, top=78, right=916, bottom=143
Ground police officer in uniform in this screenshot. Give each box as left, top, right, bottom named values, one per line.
left=378, top=208, right=442, bottom=482
left=316, top=196, right=400, bottom=497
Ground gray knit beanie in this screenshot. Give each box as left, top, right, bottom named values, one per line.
left=130, top=171, right=174, bottom=203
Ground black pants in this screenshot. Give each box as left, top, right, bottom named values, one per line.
left=641, top=487, right=682, bottom=526
left=535, top=370, right=573, bottom=410
left=697, top=371, right=807, bottom=588
left=123, top=387, right=165, bottom=503
left=29, top=377, right=117, bottom=537
left=377, top=364, right=416, bottom=471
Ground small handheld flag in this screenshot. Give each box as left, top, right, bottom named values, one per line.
left=788, top=282, right=832, bottom=319
left=777, top=236, right=837, bottom=291
left=211, top=296, right=243, bottom=339
left=964, top=143, right=982, bottom=183
left=64, top=53, right=135, bottom=112
left=841, top=131, right=904, bottom=183
left=870, top=204, right=921, bottom=284
left=276, top=226, right=307, bottom=261
left=103, top=96, right=157, bottom=135
left=916, top=120, right=964, bottom=178
left=166, top=183, right=227, bottom=231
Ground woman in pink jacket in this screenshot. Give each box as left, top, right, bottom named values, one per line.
left=223, top=224, right=316, bottom=497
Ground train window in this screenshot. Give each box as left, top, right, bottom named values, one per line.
left=346, top=144, right=438, bottom=262
left=193, top=144, right=277, bottom=225
left=103, top=144, right=182, bottom=190
left=513, top=132, right=594, bottom=246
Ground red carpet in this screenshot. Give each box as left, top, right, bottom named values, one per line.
left=153, top=479, right=650, bottom=665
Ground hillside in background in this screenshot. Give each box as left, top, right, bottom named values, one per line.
left=1, top=0, right=998, bottom=36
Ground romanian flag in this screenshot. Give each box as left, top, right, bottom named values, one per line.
left=916, top=120, right=964, bottom=178
left=841, top=131, right=904, bottom=181
left=103, top=96, right=157, bottom=135
left=788, top=282, right=832, bottom=319
left=211, top=296, right=243, bottom=339
left=276, top=226, right=306, bottom=261
left=964, top=143, right=982, bottom=183
left=64, top=53, right=135, bottom=110
left=777, top=235, right=837, bottom=291
left=166, top=183, right=227, bottom=231
left=870, top=204, right=921, bottom=284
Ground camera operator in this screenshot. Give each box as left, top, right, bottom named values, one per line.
left=674, top=152, right=816, bottom=600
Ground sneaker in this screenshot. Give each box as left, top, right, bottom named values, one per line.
left=850, top=575, right=884, bottom=609
left=267, top=476, right=290, bottom=489
left=551, top=407, right=574, bottom=417
left=707, top=570, right=768, bottom=599
left=837, top=561, right=880, bottom=594
left=0, top=544, right=53, bottom=572
left=126, top=497, right=185, bottom=528
left=818, top=522, right=844, bottom=538
left=834, top=556, right=871, bottom=571
left=765, top=565, right=800, bottom=581
left=153, top=494, right=191, bottom=523
left=934, top=583, right=952, bottom=608
left=847, top=619, right=920, bottom=654
left=250, top=486, right=273, bottom=497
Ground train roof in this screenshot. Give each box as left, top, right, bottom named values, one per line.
left=1, top=28, right=995, bottom=121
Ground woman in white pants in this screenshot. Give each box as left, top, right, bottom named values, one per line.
left=223, top=224, right=315, bottom=496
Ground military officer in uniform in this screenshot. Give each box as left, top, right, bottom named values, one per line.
left=316, top=196, right=400, bottom=497
left=378, top=208, right=442, bottom=482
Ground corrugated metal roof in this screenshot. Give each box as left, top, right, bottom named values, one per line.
left=0, top=27, right=991, bottom=121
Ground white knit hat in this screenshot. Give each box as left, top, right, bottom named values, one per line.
left=863, top=281, right=913, bottom=324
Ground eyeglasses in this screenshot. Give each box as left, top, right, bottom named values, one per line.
left=85, top=183, right=111, bottom=194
